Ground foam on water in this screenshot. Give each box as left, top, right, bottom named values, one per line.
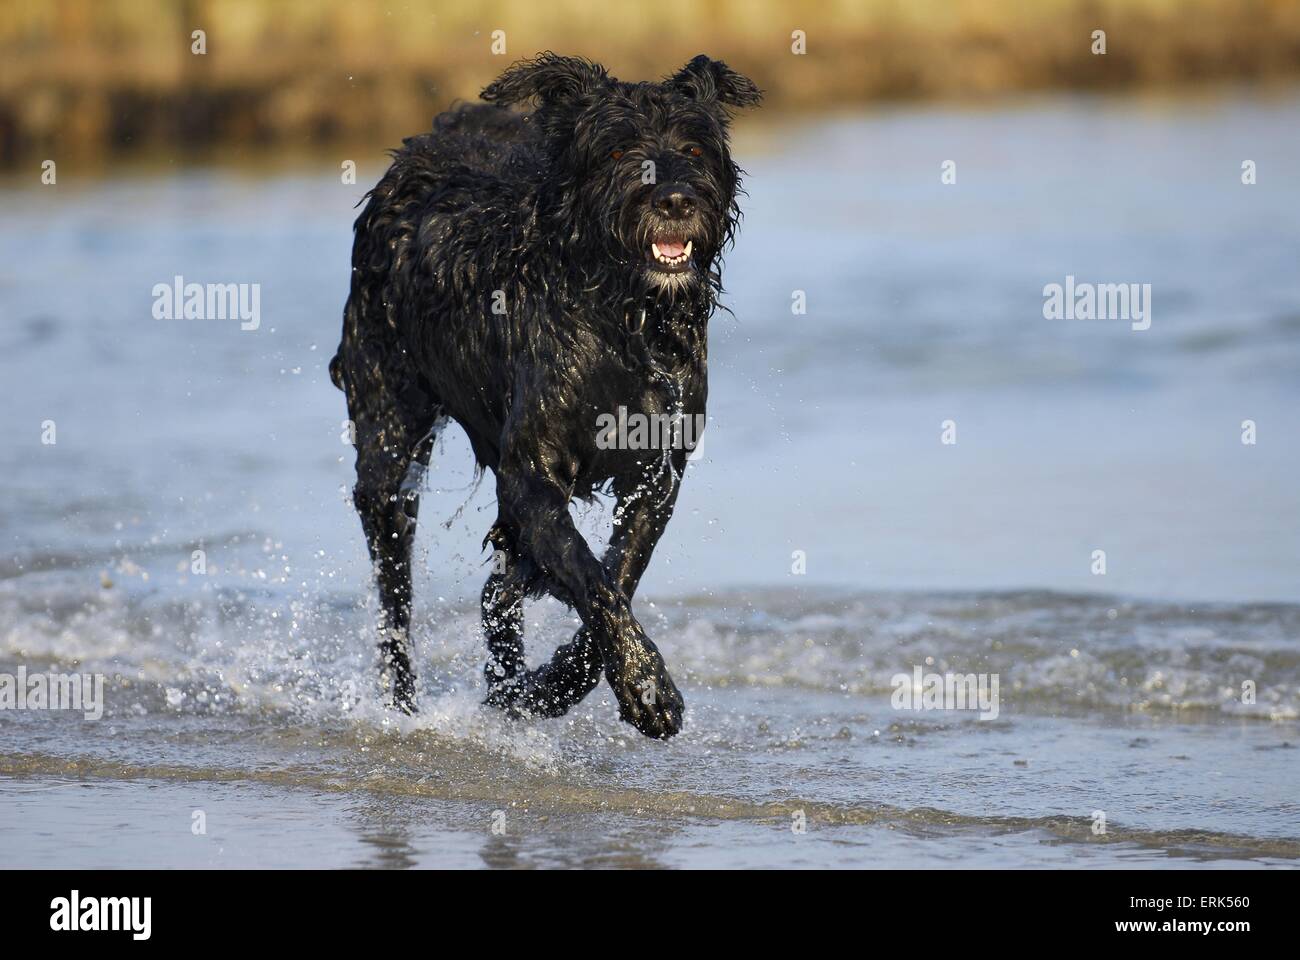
left=3, top=564, right=1299, bottom=865
left=5, top=560, right=1299, bottom=729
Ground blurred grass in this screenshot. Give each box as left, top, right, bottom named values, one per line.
left=2, top=0, right=1299, bottom=166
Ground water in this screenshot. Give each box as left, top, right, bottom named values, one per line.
left=2, top=90, right=1299, bottom=868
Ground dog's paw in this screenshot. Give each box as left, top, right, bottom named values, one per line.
left=606, top=638, right=685, bottom=739
left=483, top=630, right=603, bottom=719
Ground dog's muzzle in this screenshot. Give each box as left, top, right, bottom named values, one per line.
left=644, top=182, right=702, bottom=280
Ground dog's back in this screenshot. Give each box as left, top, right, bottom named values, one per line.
left=404, top=103, right=539, bottom=182
left=329, top=103, right=535, bottom=397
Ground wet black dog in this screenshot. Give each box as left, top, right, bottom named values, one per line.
left=330, top=53, right=760, bottom=738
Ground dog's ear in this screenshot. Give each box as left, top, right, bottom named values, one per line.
left=481, top=52, right=610, bottom=110
left=669, top=55, right=762, bottom=109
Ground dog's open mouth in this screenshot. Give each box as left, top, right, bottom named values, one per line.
left=649, top=237, right=694, bottom=273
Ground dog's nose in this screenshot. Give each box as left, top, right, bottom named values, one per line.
left=652, top=183, right=697, bottom=220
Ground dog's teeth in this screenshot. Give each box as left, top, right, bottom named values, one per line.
left=651, top=239, right=692, bottom=267
left=650, top=238, right=691, bottom=265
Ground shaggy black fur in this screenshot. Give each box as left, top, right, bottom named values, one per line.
left=329, top=53, right=760, bottom=739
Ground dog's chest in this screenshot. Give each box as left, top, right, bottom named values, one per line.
left=630, top=344, right=705, bottom=417
left=582, top=353, right=705, bottom=477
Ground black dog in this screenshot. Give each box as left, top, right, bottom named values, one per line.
left=330, top=53, right=760, bottom=738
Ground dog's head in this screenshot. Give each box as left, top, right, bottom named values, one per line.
left=482, top=53, right=761, bottom=299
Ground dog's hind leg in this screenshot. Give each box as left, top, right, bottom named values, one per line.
left=354, top=417, right=440, bottom=712
left=336, top=337, right=443, bottom=712
left=354, top=416, right=442, bottom=712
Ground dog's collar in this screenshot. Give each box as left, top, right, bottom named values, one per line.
left=623, top=294, right=655, bottom=336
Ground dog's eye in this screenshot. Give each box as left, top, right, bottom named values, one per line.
left=686, top=146, right=703, bottom=158
left=610, top=149, right=624, bottom=161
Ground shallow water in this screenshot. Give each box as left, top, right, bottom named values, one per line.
left=2, top=90, right=1299, bottom=867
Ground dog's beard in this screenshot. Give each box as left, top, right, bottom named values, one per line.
left=644, top=263, right=698, bottom=295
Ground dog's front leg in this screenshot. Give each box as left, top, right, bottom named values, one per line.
left=496, top=455, right=684, bottom=739
left=479, top=528, right=604, bottom=719
left=546, top=455, right=686, bottom=706
left=604, top=451, right=686, bottom=596
left=485, top=459, right=685, bottom=721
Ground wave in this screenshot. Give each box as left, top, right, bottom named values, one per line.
left=2, top=572, right=1298, bottom=722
